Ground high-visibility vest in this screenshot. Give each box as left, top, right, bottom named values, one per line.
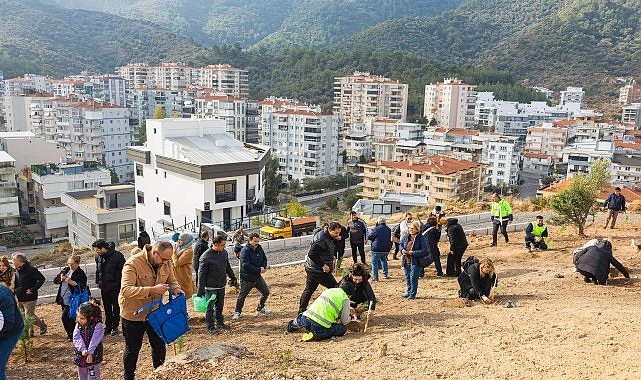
left=531, top=223, right=547, bottom=237
left=491, top=199, right=512, bottom=220
left=303, top=288, right=347, bottom=328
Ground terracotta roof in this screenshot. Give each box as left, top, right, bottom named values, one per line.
left=274, top=109, right=318, bottom=116
left=377, top=138, right=398, bottom=144
left=197, top=95, right=243, bottom=101
left=373, top=118, right=398, bottom=124
left=540, top=182, right=641, bottom=202
left=447, top=129, right=479, bottom=136
left=259, top=99, right=306, bottom=107
left=614, top=141, right=641, bottom=150
left=524, top=153, right=553, bottom=159
left=69, top=101, right=123, bottom=109
left=363, top=156, right=480, bottom=175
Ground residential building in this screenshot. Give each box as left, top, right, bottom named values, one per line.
left=525, top=123, right=568, bottom=160
left=424, top=78, right=476, bottom=129
left=621, top=103, right=641, bottom=127
left=127, top=118, right=269, bottom=234
left=394, top=140, right=426, bottom=161
left=562, top=140, right=613, bottom=177
left=531, top=86, right=554, bottom=100
left=195, top=94, right=247, bottom=141
left=22, top=162, right=111, bottom=237
left=619, top=82, right=641, bottom=105
left=611, top=152, right=641, bottom=188
left=195, top=65, right=249, bottom=99
left=358, top=156, right=484, bottom=204
left=0, top=132, right=66, bottom=172
left=522, top=153, right=554, bottom=176
left=66, top=74, right=127, bottom=106
left=559, top=86, right=584, bottom=106
left=61, top=183, right=137, bottom=248
left=260, top=102, right=340, bottom=182
left=333, top=72, right=408, bottom=131
left=371, top=138, right=397, bottom=161
left=0, top=152, right=20, bottom=227
left=344, top=132, right=371, bottom=167
left=5, top=92, right=54, bottom=132
left=476, top=135, right=521, bottom=185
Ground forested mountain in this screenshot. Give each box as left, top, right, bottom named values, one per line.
left=47, top=0, right=463, bottom=48
left=0, top=0, right=203, bottom=78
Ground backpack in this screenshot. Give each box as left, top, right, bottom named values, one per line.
left=462, top=256, right=480, bottom=271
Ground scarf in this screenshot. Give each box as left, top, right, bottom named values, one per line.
left=0, top=266, right=14, bottom=287
left=176, top=233, right=194, bottom=256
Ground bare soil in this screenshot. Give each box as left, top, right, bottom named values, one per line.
left=8, top=220, right=641, bottom=380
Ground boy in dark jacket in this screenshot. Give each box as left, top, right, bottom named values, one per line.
left=93, top=239, right=125, bottom=336
left=232, top=233, right=271, bottom=320
left=197, top=235, right=238, bottom=334
left=445, top=218, right=468, bottom=276
left=298, top=221, right=341, bottom=315
left=11, top=252, right=47, bottom=334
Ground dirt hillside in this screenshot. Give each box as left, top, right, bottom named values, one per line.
left=8, top=220, right=641, bottom=380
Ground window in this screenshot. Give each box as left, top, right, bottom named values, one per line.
left=135, top=164, right=143, bottom=176
left=71, top=211, right=77, bottom=225
left=164, top=201, right=171, bottom=215
left=91, top=223, right=97, bottom=238
left=215, top=181, right=236, bottom=203
left=118, top=223, right=135, bottom=240
left=137, top=191, right=144, bottom=204
left=68, top=181, right=84, bottom=190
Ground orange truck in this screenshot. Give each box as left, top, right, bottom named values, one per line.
left=259, top=216, right=317, bottom=240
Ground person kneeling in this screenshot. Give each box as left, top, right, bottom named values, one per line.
left=337, top=263, right=376, bottom=322
left=573, top=239, right=629, bottom=285
left=293, top=281, right=356, bottom=341
left=458, top=257, right=496, bottom=304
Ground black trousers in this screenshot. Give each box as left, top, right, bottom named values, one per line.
left=122, top=318, right=166, bottom=380
left=101, top=289, right=120, bottom=331
left=60, top=304, right=76, bottom=339
left=446, top=248, right=466, bottom=276
left=298, top=270, right=337, bottom=315
left=492, top=221, right=509, bottom=245
left=350, top=242, right=366, bottom=264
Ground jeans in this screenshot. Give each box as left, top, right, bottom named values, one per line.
left=370, top=252, right=388, bottom=280
left=101, top=289, right=120, bottom=331
left=403, top=263, right=420, bottom=297
left=297, top=314, right=347, bottom=340
left=350, top=242, right=366, bottom=264
left=492, top=220, right=509, bottom=245
left=298, top=270, right=338, bottom=314
left=0, top=328, right=21, bottom=380
left=61, top=304, right=76, bottom=339
left=78, top=363, right=101, bottom=380
left=235, top=277, right=270, bottom=313
left=525, top=237, right=548, bottom=250
left=204, top=288, right=226, bottom=329
left=122, top=318, right=166, bottom=380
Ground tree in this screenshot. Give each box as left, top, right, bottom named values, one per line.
left=548, top=158, right=610, bottom=236
left=153, top=106, right=166, bottom=119
left=134, top=120, right=147, bottom=146
left=264, top=155, right=281, bottom=205
left=342, top=187, right=362, bottom=210
left=285, top=201, right=308, bottom=217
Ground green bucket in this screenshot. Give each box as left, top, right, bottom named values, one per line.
left=192, top=293, right=217, bottom=313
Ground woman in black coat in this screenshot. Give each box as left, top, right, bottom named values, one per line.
left=458, top=257, right=496, bottom=303
left=445, top=218, right=468, bottom=277
left=573, top=239, right=629, bottom=285
left=423, top=216, right=443, bottom=277
left=53, top=255, right=88, bottom=340
left=337, top=263, right=376, bottom=321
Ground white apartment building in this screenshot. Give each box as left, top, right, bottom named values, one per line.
left=27, top=162, right=111, bottom=237
left=333, top=72, right=408, bottom=131
left=619, top=82, right=641, bottom=105
left=522, top=153, right=554, bottom=176
left=559, top=86, right=585, bottom=106
left=261, top=104, right=340, bottom=182
left=477, top=135, right=521, bottom=186
left=195, top=94, right=247, bottom=142
left=611, top=153, right=641, bottom=188
left=424, top=78, right=476, bottom=129
left=622, top=103, right=641, bottom=127
left=66, top=74, right=127, bottom=106
left=525, top=123, right=568, bottom=160
left=127, top=118, right=269, bottom=234
left=195, top=65, right=249, bottom=99
left=5, top=92, right=54, bottom=132
left=562, top=140, right=613, bottom=177
left=0, top=152, right=20, bottom=227
left=531, top=86, right=554, bottom=100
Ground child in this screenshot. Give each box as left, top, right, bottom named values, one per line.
left=72, top=298, right=104, bottom=380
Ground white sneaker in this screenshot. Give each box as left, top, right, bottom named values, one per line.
left=256, top=308, right=272, bottom=315
left=231, top=312, right=241, bottom=321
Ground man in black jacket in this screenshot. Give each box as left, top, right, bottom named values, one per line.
left=347, top=211, right=368, bottom=265
left=602, top=187, right=626, bottom=229
left=93, top=239, right=125, bottom=336
left=445, top=218, right=468, bottom=277
left=192, top=230, right=210, bottom=284
left=197, top=235, right=238, bottom=334
left=137, top=226, right=151, bottom=249
left=297, top=221, right=341, bottom=315
left=11, top=252, right=47, bottom=334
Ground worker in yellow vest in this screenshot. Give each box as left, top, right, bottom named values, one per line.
left=490, top=193, right=513, bottom=247
left=286, top=281, right=355, bottom=341
left=525, top=215, right=548, bottom=252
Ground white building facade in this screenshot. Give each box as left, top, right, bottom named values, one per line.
left=424, top=78, right=476, bottom=129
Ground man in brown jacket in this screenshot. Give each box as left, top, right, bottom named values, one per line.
left=118, top=241, right=183, bottom=380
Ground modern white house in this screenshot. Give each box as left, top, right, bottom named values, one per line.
left=61, top=183, right=137, bottom=248
left=127, top=118, right=270, bottom=236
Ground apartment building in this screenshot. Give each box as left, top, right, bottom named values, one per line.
left=358, top=156, right=483, bottom=204
left=621, top=103, right=641, bottom=127
left=195, top=94, right=247, bottom=142
left=619, top=82, right=641, bottom=105
left=127, top=118, right=269, bottom=233
left=424, top=78, right=476, bottom=129
left=559, top=86, right=585, bottom=106
left=0, top=132, right=66, bottom=172
left=0, top=152, right=20, bottom=227
left=371, top=138, right=397, bottom=161
left=20, top=162, right=111, bottom=237
left=525, top=123, right=568, bottom=160
left=333, top=72, right=408, bottom=131
left=611, top=153, right=641, bottom=188
left=195, top=65, right=249, bottom=99
left=476, top=135, right=521, bottom=185
left=562, top=140, right=613, bottom=177
left=522, top=153, right=554, bottom=176
left=61, top=183, right=137, bottom=248
left=394, top=140, right=426, bottom=162
left=66, top=74, right=127, bottom=106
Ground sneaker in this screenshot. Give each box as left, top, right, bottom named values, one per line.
left=383, top=275, right=389, bottom=279
left=231, top=312, right=241, bottom=321
left=215, top=322, right=230, bottom=330
left=110, top=328, right=119, bottom=336
left=301, top=332, right=315, bottom=342
left=401, top=293, right=410, bottom=298
left=286, top=319, right=301, bottom=333
left=490, top=243, right=497, bottom=247
left=256, top=308, right=272, bottom=316
left=39, top=320, right=47, bottom=335
left=436, top=272, right=444, bottom=277
left=208, top=327, right=221, bottom=335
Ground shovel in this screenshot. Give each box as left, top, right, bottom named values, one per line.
left=363, top=303, right=373, bottom=332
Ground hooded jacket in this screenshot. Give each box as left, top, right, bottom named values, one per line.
left=239, top=243, right=268, bottom=282
left=446, top=218, right=469, bottom=253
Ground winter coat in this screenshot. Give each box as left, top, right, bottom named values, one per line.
left=239, top=243, right=268, bottom=282
left=337, top=274, right=376, bottom=311
left=173, top=246, right=196, bottom=299
left=14, top=261, right=45, bottom=302
left=603, top=193, right=626, bottom=211
left=347, top=218, right=368, bottom=244
left=197, top=248, right=236, bottom=295
left=54, top=266, right=88, bottom=305
left=304, top=229, right=336, bottom=273
left=446, top=218, right=468, bottom=253
left=399, top=233, right=428, bottom=267
left=573, top=240, right=629, bottom=284
left=137, top=230, right=151, bottom=249
left=95, top=243, right=125, bottom=293
left=335, top=225, right=349, bottom=251
left=0, top=284, right=23, bottom=340
left=118, top=250, right=181, bottom=322
left=367, top=223, right=392, bottom=253
left=72, top=320, right=104, bottom=367
left=423, top=226, right=441, bottom=258
left=460, top=262, right=496, bottom=298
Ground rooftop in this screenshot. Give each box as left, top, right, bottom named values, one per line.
left=164, top=135, right=268, bottom=166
